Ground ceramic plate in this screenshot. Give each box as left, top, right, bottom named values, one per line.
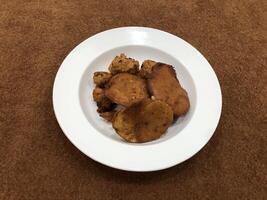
left=53, top=27, right=222, bottom=171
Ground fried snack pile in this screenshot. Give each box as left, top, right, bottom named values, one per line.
left=92, top=53, right=190, bottom=143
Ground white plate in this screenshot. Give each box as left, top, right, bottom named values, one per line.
left=53, top=27, right=222, bottom=172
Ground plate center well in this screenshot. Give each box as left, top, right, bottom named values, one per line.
left=79, top=45, right=197, bottom=144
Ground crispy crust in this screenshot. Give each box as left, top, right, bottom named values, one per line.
left=108, top=53, right=139, bottom=75
left=147, top=63, right=190, bottom=116
left=99, top=110, right=117, bottom=122
left=93, top=71, right=112, bottom=87
left=92, top=86, right=116, bottom=113
left=112, top=99, right=173, bottom=143
left=105, top=73, right=148, bottom=107
left=139, top=60, right=157, bottom=78
left=112, top=105, right=140, bottom=143
left=92, top=87, right=105, bottom=102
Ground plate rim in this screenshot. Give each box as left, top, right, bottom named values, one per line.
left=53, top=26, right=222, bottom=172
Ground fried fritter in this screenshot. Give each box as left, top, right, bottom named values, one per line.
left=112, top=106, right=139, bottom=142
left=105, top=73, right=148, bottom=107
left=99, top=110, right=117, bottom=122
left=108, top=53, right=139, bottom=75
left=147, top=63, right=190, bottom=116
left=93, top=87, right=105, bottom=102
left=113, top=99, right=173, bottom=143
left=93, top=87, right=116, bottom=113
left=93, top=71, right=112, bottom=87
left=139, top=60, right=156, bottom=78
left=136, top=100, right=173, bottom=142
left=96, top=98, right=115, bottom=113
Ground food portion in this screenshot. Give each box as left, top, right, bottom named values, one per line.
left=139, top=59, right=156, bottom=78
left=147, top=63, right=190, bottom=116
left=105, top=73, right=148, bottom=107
left=92, top=87, right=115, bottom=113
left=96, top=97, right=115, bottom=113
left=99, top=110, right=117, bottom=122
left=113, top=99, right=173, bottom=143
left=91, top=54, right=190, bottom=143
left=93, top=72, right=112, bottom=87
left=92, top=87, right=105, bottom=102
left=109, top=53, right=139, bottom=75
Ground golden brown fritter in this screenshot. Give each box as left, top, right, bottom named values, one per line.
left=93, top=87, right=116, bottom=113
left=99, top=110, right=117, bottom=122
left=147, top=63, right=190, bottom=116
left=92, top=87, right=105, bottom=102
left=93, top=71, right=112, bottom=87
left=108, top=53, right=139, bottom=75
left=113, top=99, right=173, bottom=143
left=135, top=100, right=173, bottom=142
left=139, top=60, right=156, bottom=78
left=112, top=106, right=138, bottom=142
left=105, top=73, right=148, bottom=107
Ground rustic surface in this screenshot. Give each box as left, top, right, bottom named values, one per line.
left=1, top=0, right=266, bottom=199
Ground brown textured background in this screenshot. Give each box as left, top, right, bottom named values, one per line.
left=1, top=0, right=266, bottom=199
